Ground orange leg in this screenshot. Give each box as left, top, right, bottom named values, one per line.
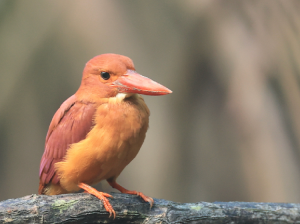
left=107, top=180, right=154, bottom=208
left=78, top=183, right=116, bottom=219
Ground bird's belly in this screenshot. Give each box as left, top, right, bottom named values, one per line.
left=91, top=141, right=141, bottom=184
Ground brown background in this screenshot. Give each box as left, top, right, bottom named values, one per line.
left=1, top=0, right=300, bottom=203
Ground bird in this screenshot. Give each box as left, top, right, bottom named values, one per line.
left=38, top=53, right=172, bottom=218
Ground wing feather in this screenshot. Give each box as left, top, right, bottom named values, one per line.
left=39, top=95, right=96, bottom=194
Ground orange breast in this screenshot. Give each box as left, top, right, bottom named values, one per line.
left=55, top=94, right=149, bottom=192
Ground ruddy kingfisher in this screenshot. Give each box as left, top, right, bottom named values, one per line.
left=39, top=53, right=172, bottom=218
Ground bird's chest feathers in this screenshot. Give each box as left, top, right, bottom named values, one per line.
left=74, top=95, right=149, bottom=165
left=56, top=95, right=149, bottom=188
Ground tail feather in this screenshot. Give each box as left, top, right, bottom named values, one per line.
left=38, top=180, right=46, bottom=195
left=38, top=180, right=67, bottom=195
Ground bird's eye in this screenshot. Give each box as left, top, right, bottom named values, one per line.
left=101, top=72, right=110, bottom=80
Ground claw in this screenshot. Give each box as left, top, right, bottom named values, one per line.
left=107, top=180, right=154, bottom=209
left=137, top=192, right=154, bottom=208
left=79, top=183, right=116, bottom=219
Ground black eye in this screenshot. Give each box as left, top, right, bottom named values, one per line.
left=101, top=72, right=110, bottom=80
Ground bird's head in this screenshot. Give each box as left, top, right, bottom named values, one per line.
left=77, top=54, right=172, bottom=100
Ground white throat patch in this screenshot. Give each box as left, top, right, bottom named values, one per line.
left=116, top=93, right=128, bottom=101
left=109, top=93, right=136, bottom=104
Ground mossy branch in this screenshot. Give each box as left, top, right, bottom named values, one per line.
left=0, top=193, right=300, bottom=223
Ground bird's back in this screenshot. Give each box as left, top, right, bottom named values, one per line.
left=39, top=95, right=97, bottom=195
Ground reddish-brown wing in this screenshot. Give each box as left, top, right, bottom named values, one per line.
left=39, top=95, right=96, bottom=194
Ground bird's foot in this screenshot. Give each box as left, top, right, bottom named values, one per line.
left=108, top=180, right=154, bottom=208
left=121, top=190, right=154, bottom=208
left=131, top=190, right=154, bottom=208
left=78, top=183, right=116, bottom=219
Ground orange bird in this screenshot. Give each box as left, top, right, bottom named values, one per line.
left=39, top=53, right=172, bottom=218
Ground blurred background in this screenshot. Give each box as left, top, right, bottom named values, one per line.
left=1, top=0, right=300, bottom=203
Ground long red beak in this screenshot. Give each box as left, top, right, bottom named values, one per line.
left=111, top=70, right=172, bottom=96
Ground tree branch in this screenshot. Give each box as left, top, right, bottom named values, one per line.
left=0, top=193, right=300, bottom=223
